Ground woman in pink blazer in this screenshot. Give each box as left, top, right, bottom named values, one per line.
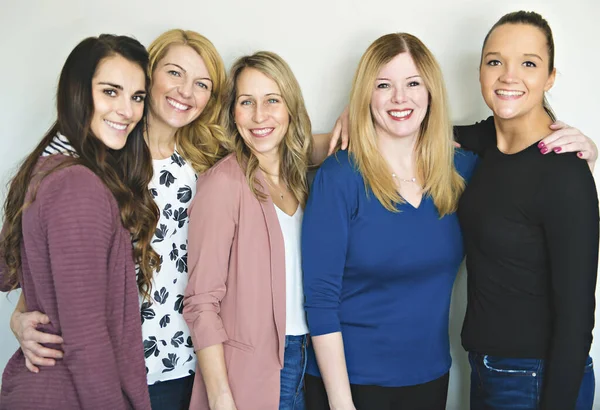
left=183, top=51, right=313, bottom=410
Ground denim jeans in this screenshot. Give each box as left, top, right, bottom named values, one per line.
left=469, top=352, right=594, bottom=410
left=280, top=334, right=308, bottom=410
left=148, top=374, right=195, bottom=410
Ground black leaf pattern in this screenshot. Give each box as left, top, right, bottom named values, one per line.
left=169, top=243, right=179, bottom=261
left=171, top=331, right=185, bottom=347
left=159, top=170, right=176, bottom=187
left=176, top=254, right=188, bottom=273
left=160, top=339, right=167, bottom=347
left=150, top=188, right=158, bottom=198
left=153, top=224, right=168, bottom=244
left=173, top=207, right=188, bottom=228
left=185, top=355, right=193, bottom=363
left=163, top=203, right=173, bottom=219
left=154, top=287, right=169, bottom=304
left=177, top=186, right=192, bottom=203
left=174, top=294, right=184, bottom=314
left=180, top=243, right=187, bottom=251
left=156, top=255, right=163, bottom=273
left=140, top=302, right=155, bottom=323
left=185, top=336, right=194, bottom=348
left=159, top=314, right=171, bottom=328
left=144, top=336, right=160, bottom=358
left=162, top=353, right=179, bottom=373
left=171, top=153, right=185, bottom=167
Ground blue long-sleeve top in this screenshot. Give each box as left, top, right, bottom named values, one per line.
left=302, top=149, right=478, bottom=387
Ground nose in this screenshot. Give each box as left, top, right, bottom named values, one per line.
left=499, top=63, right=518, bottom=84
left=252, top=104, right=267, bottom=123
left=116, top=97, right=133, bottom=119
left=391, top=86, right=407, bottom=104
left=178, top=80, right=193, bottom=98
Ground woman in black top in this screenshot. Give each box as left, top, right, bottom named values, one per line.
left=457, top=11, right=598, bottom=410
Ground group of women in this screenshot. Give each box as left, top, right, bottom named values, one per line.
left=0, top=9, right=597, bottom=410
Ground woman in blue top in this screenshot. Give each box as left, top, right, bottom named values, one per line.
left=302, top=32, right=478, bottom=410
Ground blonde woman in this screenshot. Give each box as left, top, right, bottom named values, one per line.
left=302, top=33, right=477, bottom=410
left=183, top=51, right=312, bottom=410
left=8, top=29, right=230, bottom=410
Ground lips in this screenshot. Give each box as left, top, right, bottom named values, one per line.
left=167, top=97, right=192, bottom=111
left=388, top=109, right=413, bottom=121
left=250, top=127, right=274, bottom=138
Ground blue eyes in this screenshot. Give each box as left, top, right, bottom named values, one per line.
left=169, top=70, right=210, bottom=90
left=168, top=70, right=181, bottom=77
left=376, top=81, right=420, bottom=89
left=239, top=98, right=280, bottom=106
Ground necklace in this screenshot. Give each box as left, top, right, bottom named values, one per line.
left=264, top=175, right=285, bottom=200
left=392, top=173, right=417, bottom=183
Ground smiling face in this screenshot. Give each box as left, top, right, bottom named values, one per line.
left=233, top=67, right=290, bottom=158
left=479, top=23, right=556, bottom=120
left=149, top=44, right=212, bottom=133
left=89, top=54, right=146, bottom=150
left=370, top=52, right=429, bottom=143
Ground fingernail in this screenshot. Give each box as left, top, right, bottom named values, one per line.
left=538, top=141, right=545, bottom=148
left=540, top=147, right=549, bottom=154
left=578, top=152, right=584, bottom=158
left=553, top=147, right=562, bottom=153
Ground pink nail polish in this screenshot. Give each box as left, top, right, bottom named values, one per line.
left=578, top=152, right=584, bottom=158
left=540, top=147, right=548, bottom=154
left=538, top=141, right=546, bottom=148
left=553, top=147, right=562, bottom=153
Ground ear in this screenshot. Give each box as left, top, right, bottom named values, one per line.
left=544, top=67, right=556, bottom=92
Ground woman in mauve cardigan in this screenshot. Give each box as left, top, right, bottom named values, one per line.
left=183, top=52, right=313, bottom=410
left=0, top=35, right=158, bottom=410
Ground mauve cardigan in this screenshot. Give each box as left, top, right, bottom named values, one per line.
left=0, top=156, right=151, bottom=410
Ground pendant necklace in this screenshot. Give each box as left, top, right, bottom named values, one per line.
left=392, top=173, right=417, bottom=183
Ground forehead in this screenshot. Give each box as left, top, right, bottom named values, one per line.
left=236, top=67, right=281, bottom=94
left=93, top=55, right=145, bottom=87
left=484, top=24, right=548, bottom=56
left=159, top=44, right=209, bottom=76
left=378, top=52, right=420, bottom=78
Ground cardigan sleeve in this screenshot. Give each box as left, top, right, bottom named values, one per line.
left=302, top=152, right=359, bottom=336
left=41, top=166, right=130, bottom=409
left=183, top=166, right=240, bottom=351
left=0, top=224, right=15, bottom=292
left=537, top=155, right=599, bottom=409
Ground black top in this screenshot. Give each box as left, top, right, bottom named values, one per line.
left=456, top=117, right=599, bottom=410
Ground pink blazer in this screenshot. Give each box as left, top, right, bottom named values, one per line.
left=183, top=154, right=286, bottom=410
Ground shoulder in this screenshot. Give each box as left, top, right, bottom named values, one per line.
left=453, top=116, right=496, bottom=155
left=192, top=153, right=243, bottom=210
left=453, top=148, right=479, bottom=182
left=542, top=151, right=595, bottom=184
left=317, top=150, right=360, bottom=181
left=200, top=153, right=243, bottom=182
left=36, top=158, right=110, bottom=200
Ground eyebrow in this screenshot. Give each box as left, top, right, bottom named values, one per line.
left=164, top=63, right=213, bottom=83
left=484, top=51, right=544, bottom=61
left=97, top=82, right=146, bottom=95
left=376, top=75, right=421, bottom=81
left=237, top=92, right=282, bottom=100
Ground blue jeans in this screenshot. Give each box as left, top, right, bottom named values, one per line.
left=280, top=334, right=308, bottom=410
left=148, top=374, right=195, bottom=410
left=469, top=352, right=594, bottom=410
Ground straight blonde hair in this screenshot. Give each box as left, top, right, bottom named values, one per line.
left=147, top=29, right=231, bottom=174
left=222, top=51, right=313, bottom=207
left=349, top=33, right=464, bottom=216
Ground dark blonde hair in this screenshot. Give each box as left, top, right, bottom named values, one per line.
left=147, top=29, right=230, bottom=173
left=221, top=51, right=313, bottom=207
left=349, top=33, right=464, bottom=216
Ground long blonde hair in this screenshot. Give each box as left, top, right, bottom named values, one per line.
left=147, top=29, right=231, bottom=173
left=349, top=33, right=464, bottom=216
left=222, top=51, right=313, bottom=207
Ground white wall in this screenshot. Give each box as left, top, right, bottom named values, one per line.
left=0, top=0, right=598, bottom=408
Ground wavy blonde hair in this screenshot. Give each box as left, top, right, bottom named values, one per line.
left=222, top=51, right=313, bottom=207
left=348, top=33, right=464, bottom=216
left=147, top=29, right=231, bottom=173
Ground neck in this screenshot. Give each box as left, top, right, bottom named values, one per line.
left=377, top=132, right=417, bottom=176
left=257, top=150, right=281, bottom=184
left=495, top=107, right=553, bottom=154
left=145, top=111, right=178, bottom=160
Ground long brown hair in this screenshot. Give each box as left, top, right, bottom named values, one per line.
left=147, top=29, right=230, bottom=174
left=348, top=33, right=464, bottom=216
left=0, top=34, right=160, bottom=300
left=221, top=51, right=313, bottom=207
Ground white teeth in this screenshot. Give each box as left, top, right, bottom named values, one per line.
left=167, top=98, right=191, bottom=111
left=104, top=120, right=127, bottom=130
left=251, top=128, right=273, bottom=136
left=389, top=109, right=412, bottom=118
left=496, top=90, right=524, bottom=96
